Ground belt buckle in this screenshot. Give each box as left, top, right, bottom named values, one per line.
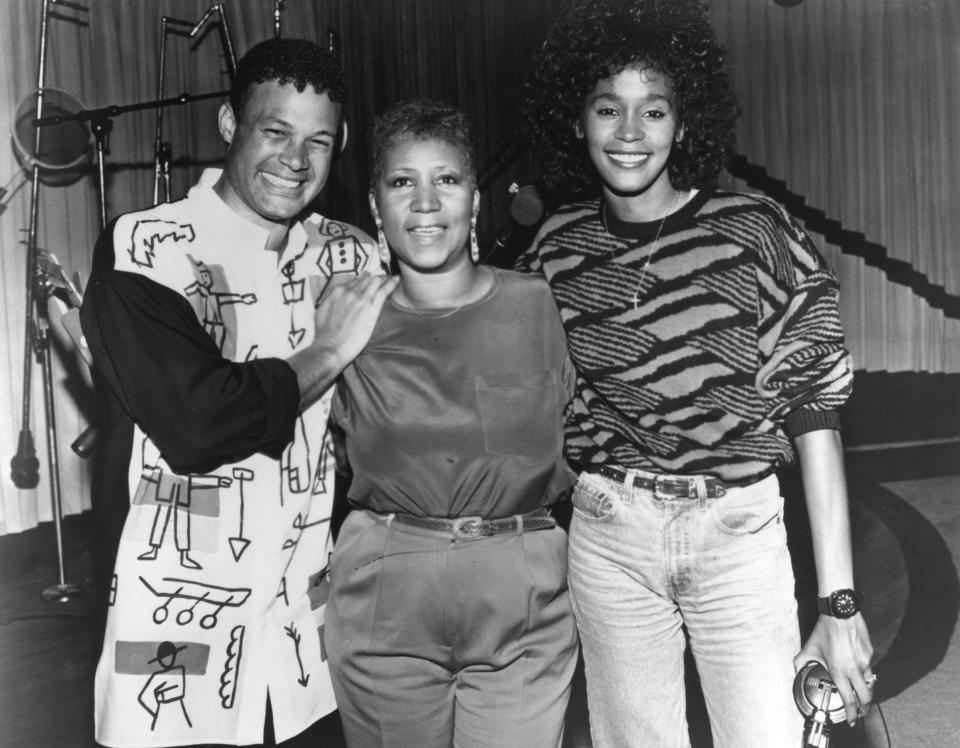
left=652, top=475, right=674, bottom=501
left=452, top=516, right=486, bottom=541
left=654, top=476, right=693, bottom=500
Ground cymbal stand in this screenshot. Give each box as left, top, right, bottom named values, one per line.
left=153, top=4, right=237, bottom=204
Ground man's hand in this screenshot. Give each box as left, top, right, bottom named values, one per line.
left=287, top=272, right=398, bottom=411
left=314, top=273, right=399, bottom=370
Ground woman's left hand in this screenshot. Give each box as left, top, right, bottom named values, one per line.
left=794, top=613, right=875, bottom=725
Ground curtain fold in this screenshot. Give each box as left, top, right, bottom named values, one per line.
left=711, top=0, right=960, bottom=372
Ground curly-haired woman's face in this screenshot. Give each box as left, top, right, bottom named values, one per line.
left=577, top=66, right=683, bottom=201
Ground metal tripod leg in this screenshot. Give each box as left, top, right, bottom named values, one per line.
left=35, top=317, right=83, bottom=603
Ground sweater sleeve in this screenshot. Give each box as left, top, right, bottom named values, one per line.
left=513, top=237, right=543, bottom=274
left=753, top=200, right=853, bottom=433
left=80, top=223, right=300, bottom=474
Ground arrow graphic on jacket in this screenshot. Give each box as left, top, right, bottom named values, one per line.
left=228, top=467, right=254, bottom=561
left=284, top=623, right=309, bottom=687
left=287, top=310, right=305, bottom=349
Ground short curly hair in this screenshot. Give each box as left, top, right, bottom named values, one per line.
left=369, top=98, right=477, bottom=187
left=230, top=37, right=348, bottom=122
left=523, top=0, right=739, bottom=193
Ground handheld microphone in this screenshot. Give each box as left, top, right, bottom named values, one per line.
left=11, top=428, right=40, bottom=489
left=794, top=661, right=846, bottom=748
left=71, top=425, right=99, bottom=459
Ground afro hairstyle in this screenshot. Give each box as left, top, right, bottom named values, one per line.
left=522, top=0, right=739, bottom=194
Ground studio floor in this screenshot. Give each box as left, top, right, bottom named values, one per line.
left=1, top=441, right=958, bottom=748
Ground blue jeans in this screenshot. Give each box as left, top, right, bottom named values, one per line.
left=567, top=470, right=804, bottom=748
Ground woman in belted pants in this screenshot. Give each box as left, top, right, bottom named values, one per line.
left=325, top=99, right=578, bottom=748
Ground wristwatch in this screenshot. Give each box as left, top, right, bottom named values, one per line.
left=817, top=588, right=864, bottom=619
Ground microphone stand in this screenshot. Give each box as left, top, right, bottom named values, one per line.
left=10, top=0, right=89, bottom=605
left=36, top=88, right=230, bottom=460
left=13, top=0, right=231, bottom=608
left=153, top=4, right=237, bottom=205
left=274, top=0, right=285, bottom=38
left=37, top=91, right=230, bottom=233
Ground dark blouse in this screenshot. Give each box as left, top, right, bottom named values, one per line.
left=331, top=268, right=576, bottom=519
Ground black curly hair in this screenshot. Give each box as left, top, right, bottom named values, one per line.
left=523, top=0, right=739, bottom=193
left=369, top=98, right=477, bottom=187
left=230, top=37, right=348, bottom=123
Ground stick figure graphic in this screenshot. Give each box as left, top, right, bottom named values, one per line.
left=139, top=641, right=193, bottom=731
left=184, top=262, right=256, bottom=353
left=136, top=439, right=231, bottom=570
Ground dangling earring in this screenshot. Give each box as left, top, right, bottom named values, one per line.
left=470, top=218, right=479, bottom=264
left=375, top=222, right=391, bottom=268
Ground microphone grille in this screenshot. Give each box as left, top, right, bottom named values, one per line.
left=510, top=185, right=546, bottom=226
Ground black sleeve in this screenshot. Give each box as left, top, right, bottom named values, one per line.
left=79, top=224, right=300, bottom=474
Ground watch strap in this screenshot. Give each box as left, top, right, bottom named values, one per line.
left=817, top=588, right=864, bottom=617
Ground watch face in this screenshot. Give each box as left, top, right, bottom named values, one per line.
left=832, top=590, right=859, bottom=618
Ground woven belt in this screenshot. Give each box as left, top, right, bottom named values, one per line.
left=391, top=508, right=556, bottom=541
left=591, top=465, right=727, bottom=500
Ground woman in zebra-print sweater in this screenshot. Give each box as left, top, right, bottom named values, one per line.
left=518, top=1, right=876, bottom=746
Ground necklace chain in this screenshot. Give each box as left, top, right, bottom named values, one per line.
left=602, top=191, right=684, bottom=310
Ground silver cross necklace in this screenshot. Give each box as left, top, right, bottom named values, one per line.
left=601, top=190, right=685, bottom=309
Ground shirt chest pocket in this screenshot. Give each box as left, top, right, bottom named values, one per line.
left=475, top=371, right=562, bottom=462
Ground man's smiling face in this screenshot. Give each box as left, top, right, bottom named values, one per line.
left=216, top=80, right=341, bottom=229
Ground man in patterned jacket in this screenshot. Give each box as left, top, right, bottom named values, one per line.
left=80, top=37, right=396, bottom=747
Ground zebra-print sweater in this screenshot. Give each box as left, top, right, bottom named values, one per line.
left=516, top=187, right=852, bottom=486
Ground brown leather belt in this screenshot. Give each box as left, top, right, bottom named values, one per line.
left=590, top=464, right=728, bottom=500
left=391, top=508, right=556, bottom=541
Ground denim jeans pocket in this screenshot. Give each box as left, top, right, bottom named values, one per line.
left=711, top=479, right=783, bottom=536
left=571, top=474, right=619, bottom=521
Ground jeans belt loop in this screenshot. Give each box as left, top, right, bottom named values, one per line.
left=693, top=475, right=707, bottom=506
